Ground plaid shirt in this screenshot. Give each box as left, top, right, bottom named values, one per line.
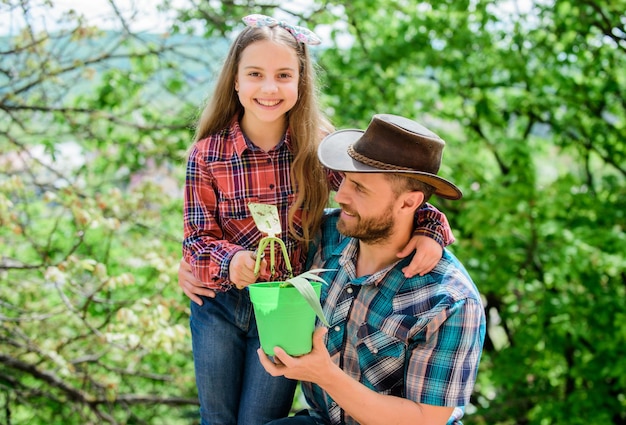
left=182, top=117, right=455, bottom=291
left=302, top=210, right=485, bottom=425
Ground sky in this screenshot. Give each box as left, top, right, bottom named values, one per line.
left=6, top=0, right=321, bottom=34
left=3, top=0, right=345, bottom=46
left=4, top=0, right=535, bottom=40
left=3, top=0, right=186, bottom=35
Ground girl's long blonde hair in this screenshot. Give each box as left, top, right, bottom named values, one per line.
left=193, top=24, right=333, bottom=246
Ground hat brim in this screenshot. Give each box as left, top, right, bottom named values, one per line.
left=318, top=129, right=463, bottom=200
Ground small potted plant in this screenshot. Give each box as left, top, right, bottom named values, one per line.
left=247, top=203, right=330, bottom=356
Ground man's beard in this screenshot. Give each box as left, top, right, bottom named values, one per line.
left=336, top=204, right=394, bottom=244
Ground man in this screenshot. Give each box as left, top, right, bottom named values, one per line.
left=258, top=114, right=486, bottom=425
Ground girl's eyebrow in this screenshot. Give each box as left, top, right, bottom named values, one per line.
left=242, top=65, right=297, bottom=72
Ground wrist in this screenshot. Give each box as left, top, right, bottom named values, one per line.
left=317, top=360, right=346, bottom=391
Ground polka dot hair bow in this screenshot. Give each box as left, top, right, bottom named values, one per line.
left=242, top=14, right=321, bottom=45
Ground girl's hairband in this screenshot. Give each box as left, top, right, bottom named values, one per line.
left=242, top=14, right=321, bottom=45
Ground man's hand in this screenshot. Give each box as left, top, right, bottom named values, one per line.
left=257, top=327, right=332, bottom=385
left=397, top=235, right=442, bottom=277
left=178, top=259, right=216, bottom=305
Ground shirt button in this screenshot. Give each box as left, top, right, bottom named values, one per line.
left=346, top=287, right=353, bottom=294
left=334, top=326, right=341, bottom=332
left=269, top=184, right=275, bottom=189
left=372, top=348, right=379, bottom=354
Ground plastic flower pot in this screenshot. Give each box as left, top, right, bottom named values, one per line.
left=249, top=281, right=322, bottom=356
left=246, top=202, right=331, bottom=356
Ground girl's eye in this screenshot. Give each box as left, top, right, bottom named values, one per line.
left=278, top=73, right=292, bottom=79
left=248, top=72, right=261, bottom=77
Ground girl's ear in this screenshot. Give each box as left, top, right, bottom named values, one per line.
left=234, top=78, right=239, bottom=92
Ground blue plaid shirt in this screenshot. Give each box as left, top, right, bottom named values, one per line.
left=302, top=209, right=486, bottom=425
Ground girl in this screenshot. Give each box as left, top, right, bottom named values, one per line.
left=181, top=14, right=455, bottom=425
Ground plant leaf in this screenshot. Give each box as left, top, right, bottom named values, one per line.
left=285, top=274, right=331, bottom=327
left=297, top=269, right=335, bottom=284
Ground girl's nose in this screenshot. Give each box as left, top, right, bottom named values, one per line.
left=262, top=79, right=278, bottom=93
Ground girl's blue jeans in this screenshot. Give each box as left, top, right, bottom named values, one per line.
left=190, top=288, right=297, bottom=425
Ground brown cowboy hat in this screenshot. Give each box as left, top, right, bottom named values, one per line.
left=318, top=113, right=462, bottom=200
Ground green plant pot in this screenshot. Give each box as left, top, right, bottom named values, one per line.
left=249, top=281, right=322, bottom=356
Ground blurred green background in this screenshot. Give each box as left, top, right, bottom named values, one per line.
left=1, top=0, right=625, bottom=423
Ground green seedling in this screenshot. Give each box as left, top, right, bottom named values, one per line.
left=248, top=202, right=331, bottom=326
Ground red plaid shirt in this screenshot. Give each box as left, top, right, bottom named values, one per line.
left=182, top=117, right=454, bottom=291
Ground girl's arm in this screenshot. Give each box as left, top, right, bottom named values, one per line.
left=397, top=203, right=455, bottom=277
left=182, top=145, right=245, bottom=291
left=414, top=202, right=455, bottom=247
left=327, top=169, right=454, bottom=277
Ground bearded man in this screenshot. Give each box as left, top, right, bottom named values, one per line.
left=259, top=114, right=486, bottom=425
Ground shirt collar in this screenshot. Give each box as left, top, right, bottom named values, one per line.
left=336, top=238, right=403, bottom=287
left=231, top=116, right=292, bottom=157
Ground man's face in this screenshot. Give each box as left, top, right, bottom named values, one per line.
left=334, top=172, right=397, bottom=244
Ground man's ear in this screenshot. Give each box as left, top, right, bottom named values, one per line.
left=400, top=191, right=425, bottom=214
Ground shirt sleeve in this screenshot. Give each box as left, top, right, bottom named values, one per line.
left=405, top=297, right=485, bottom=407
left=326, top=169, right=343, bottom=192
left=182, top=144, right=243, bottom=291
left=413, top=202, right=455, bottom=247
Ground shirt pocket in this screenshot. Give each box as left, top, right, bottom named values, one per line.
left=358, top=325, right=406, bottom=358
left=217, top=195, right=261, bottom=247
left=356, top=323, right=407, bottom=394
left=218, top=195, right=259, bottom=220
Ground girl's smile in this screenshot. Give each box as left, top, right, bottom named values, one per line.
left=235, top=40, right=300, bottom=133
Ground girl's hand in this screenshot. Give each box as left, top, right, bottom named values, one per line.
left=229, top=250, right=268, bottom=289
left=397, top=235, right=443, bottom=277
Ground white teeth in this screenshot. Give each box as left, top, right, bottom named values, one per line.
left=257, top=99, right=280, bottom=107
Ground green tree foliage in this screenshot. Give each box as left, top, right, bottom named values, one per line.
left=1, top=0, right=624, bottom=424
left=313, top=0, right=626, bottom=423
left=0, top=1, right=216, bottom=422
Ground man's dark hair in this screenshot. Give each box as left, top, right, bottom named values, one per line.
left=385, top=173, right=435, bottom=206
